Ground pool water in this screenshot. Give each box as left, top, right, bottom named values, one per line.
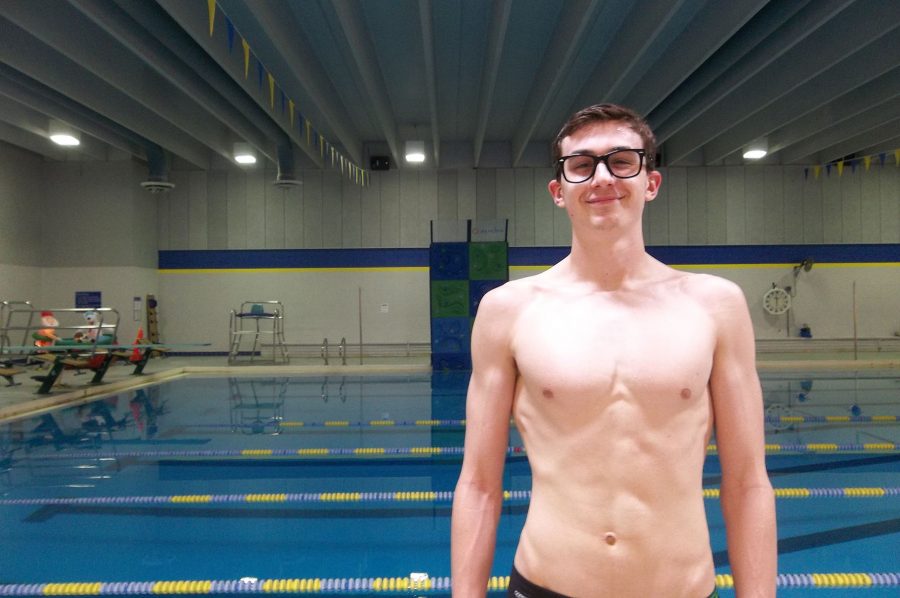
left=0, top=371, right=897, bottom=595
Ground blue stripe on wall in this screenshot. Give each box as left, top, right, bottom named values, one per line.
left=158, top=248, right=430, bottom=269
left=159, top=244, right=900, bottom=270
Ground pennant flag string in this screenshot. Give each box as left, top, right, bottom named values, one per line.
left=209, top=1, right=368, bottom=186
left=207, top=0, right=216, bottom=36
left=805, top=148, right=899, bottom=180
left=226, top=19, right=235, bottom=52
left=241, top=39, right=250, bottom=79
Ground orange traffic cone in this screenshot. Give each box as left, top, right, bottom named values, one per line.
left=130, top=327, right=144, bottom=362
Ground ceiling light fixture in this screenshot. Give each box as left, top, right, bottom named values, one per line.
left=742, top=138, right=768, bottom=160
left=49, top=119, right=80, bottom=147
left=233, top=142, right=257, bottom=165
left=405, top=140, right=426, bottom=163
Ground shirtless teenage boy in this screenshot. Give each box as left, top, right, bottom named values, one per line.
left=450, top=104, right=776, bottom=598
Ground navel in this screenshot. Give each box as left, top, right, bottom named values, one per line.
left=542, top=388, right=554, bottom=399
left=680, top=388, right=692, bottom=400
left=604, top=532, right=617, bottom=546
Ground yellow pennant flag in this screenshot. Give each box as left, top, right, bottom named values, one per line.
left=319, top=135, right=325, bottom=157
left=242, top=39, right=250, bottom=79
left=208, top=0, right=216, bottom=36
left=331, top=146, right=335, bottom=166
left=836, top=160, right=844, bottom=176
left=864, top=156, right=872, bottom=171
left=288, top=100, right=295, bottom=127
left=813, top=165, right=821, bottom=179
left=267, top=73, right=275, bottom=109
left=895, top=149, right=900, bottom=166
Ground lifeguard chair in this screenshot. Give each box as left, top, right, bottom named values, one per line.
left=228, top=301, right=289, bottom=364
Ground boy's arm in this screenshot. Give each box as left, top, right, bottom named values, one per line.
left=451, top=289, right=518, bottom=597
left=708, top=280, right=777, bottom=597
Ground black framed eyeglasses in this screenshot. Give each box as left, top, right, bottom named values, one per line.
left=556, top=149, right=646, bottom=183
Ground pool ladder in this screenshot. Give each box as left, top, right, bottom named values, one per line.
left=320, top=337, right=348, bottom=365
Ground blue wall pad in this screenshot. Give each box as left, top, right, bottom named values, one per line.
left=430, top=317, right=472, bottom=355
left=429, top=243, right=469, bottom=280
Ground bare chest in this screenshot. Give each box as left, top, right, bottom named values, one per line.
left=512, top=294, right=716, bottom=414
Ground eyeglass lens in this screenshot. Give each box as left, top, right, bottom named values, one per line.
left=561, top=150, right=643, bottom=182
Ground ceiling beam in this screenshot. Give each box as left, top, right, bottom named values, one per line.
left=3, top=2, right=232, bottom=163
left=75, top=0, right=283, bottom=163
left=705, top=52, right=900, bottom=164
left=418, top=0, right=440, bottom=167
left=626, top=0, right=769, bottom=116
left=780, top=97, right=900, bottom=164
left=770, top=68, right=900, bottom=155
left=0, top=94, right=109, bottom=160
left=510, top=0, right=601, bottom=166
left=0, top=18, right=210, bottom=168
left=157, top=0, right=327, bottom=168
left=652, top=0, right=852, bottom=143
left=473, top=0, right=512, bottom=167
left=330, top=0, right=401, bottom=166
left=664, top=2, right=900, bottom=164
left=809, top=117, right=900, bottom=165
left=572, top=0, right=687, bottom=110
left=0, top=64, right=146, bottom=158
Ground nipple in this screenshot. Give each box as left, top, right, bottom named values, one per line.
left=680, top=388, right=692, bottom=400
left=604, top=532, right=617, bottom=546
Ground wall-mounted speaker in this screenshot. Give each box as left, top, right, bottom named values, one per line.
left=370, top=156, right=391, bottom=171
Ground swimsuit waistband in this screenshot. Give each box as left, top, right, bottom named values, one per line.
left=507, top=565, right=718, bottom=598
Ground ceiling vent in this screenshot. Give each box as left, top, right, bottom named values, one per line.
left=140, top=179, right=175, bottom=193
left=273, top=174, right=302, bottom=188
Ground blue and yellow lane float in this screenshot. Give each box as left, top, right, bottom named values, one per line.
left=2, top=573, right=899, bottom=594
left=183, top=413, right=898, bottom=431
left=14, top=442, right=900, bottom=463
left=1, top=487, right=897, bottom=508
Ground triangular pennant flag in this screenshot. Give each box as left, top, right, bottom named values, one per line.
left=814, top=165, right=821, bottom=179
left=836, top=160, right=844, bottom=176
left=267, top=73, right=275, bottom=108
left=305, top=120, right=311, bottom=146
left=825, top=164, right=832, bottom=176
left=288, top=100, right=295, bottom=127
left=207, top=0, right=216, bottom=36
left=804, top=168, right=809, bottom=181
left=280, top=90, right=285, bottom=114
left=895, top=149, right=900, bottom=166
left=864, top=156, right=872, bottom=171
left=257, top=61, right=264, bottom=89
left=331, top=146, right=335, bottom=166
left=242, top=39, right=250, bottom=79
left=879, top=152, right=886, bottom=167
left=226, top=19, right=235, bottom=52
left=850, top=159, right=857, bottom=174
left=319, top=135, right=325, bottom=157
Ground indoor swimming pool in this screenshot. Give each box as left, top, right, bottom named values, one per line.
left=0, top=370, right=897, bottom=596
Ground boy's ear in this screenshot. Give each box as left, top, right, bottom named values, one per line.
left=548, top=179, right=564, bottom=207
left=645, top=170, right=662, bottom=201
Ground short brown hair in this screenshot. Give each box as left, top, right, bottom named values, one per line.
left=552, top=104, right=657, bottom=177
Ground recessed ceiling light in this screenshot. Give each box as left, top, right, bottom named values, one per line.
left=50, top=134, right=80, bottom=146
left=405, top=140, right=426, bottom=163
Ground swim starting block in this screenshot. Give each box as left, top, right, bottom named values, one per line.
left=0, top=364, right=24, bottom=386
left=17, top=343, right=180, bottom=394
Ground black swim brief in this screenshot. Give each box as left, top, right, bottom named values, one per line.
left=507, top=565, right=719, bottom=598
